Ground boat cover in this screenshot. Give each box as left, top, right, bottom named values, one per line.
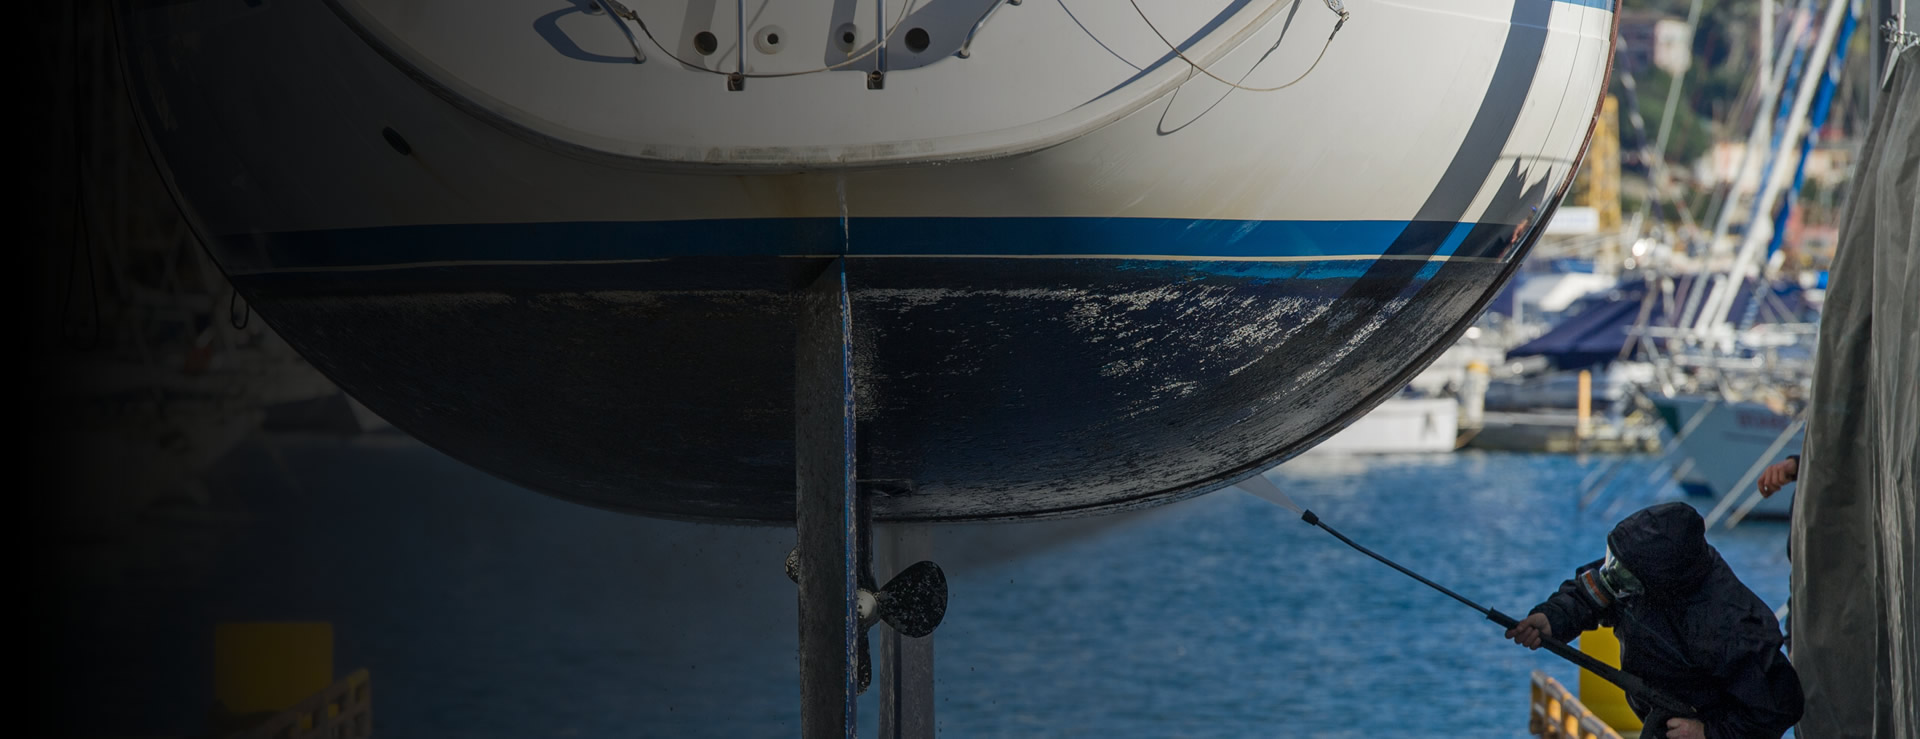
left=1789, top=44, right=1920, bottom=739
left=1502, top=275, right=1809, bottom=371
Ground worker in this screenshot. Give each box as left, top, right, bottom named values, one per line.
left=1504, top=502, right=1803, bottom=739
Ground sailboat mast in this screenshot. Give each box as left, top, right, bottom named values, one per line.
left=1678, top=0, right=1810, bottom=333
left=1694, top=0, right=1853, bottom=338
left=1766, top=10, right=1858, bottom=269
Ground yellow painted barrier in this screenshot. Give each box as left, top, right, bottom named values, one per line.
left=1579, top=627, right=1644, bottom=732
left=214, top=622, right=334, bottom=716
left=212, top=621, right=371, bottom=739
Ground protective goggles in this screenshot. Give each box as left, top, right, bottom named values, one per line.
left=1577, top=545, right=1647, bottom=608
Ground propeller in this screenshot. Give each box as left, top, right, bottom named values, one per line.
left=786, top=550, right=949, bottom=693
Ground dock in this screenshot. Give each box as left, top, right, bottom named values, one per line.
left=1464, top=410, right=1662, bottom=454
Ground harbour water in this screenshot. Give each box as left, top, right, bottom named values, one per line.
left=35, top=434, right=1794, bottom=737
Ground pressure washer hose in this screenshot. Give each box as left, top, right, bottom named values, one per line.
left=1294, top=507, right=1699, bottom=720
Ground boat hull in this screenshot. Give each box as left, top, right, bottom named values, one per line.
left=116, top=0, right=1618, bottom=522
left=1653, top=396, right=1799, bottom=520
left=1301, top=397, right=1462, bottom=455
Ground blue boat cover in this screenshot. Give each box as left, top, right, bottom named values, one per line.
left=1503, top=274, right=1811, bottom=370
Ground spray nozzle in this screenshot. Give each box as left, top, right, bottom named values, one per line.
left=1300, top=510, right=1320, bottom=526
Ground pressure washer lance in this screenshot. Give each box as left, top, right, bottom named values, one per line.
left=1293, top=507, right=1698, bottom=719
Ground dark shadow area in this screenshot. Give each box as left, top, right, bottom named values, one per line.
left=533, top=2, right=641, bottom=64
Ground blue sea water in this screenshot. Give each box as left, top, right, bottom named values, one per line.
left=39, top=436, right=1795, bottom=737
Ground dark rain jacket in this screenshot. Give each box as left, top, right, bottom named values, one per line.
left=1529, top=502, right=1803, bottom=739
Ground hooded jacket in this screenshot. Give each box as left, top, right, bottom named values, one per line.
left=1530, top=502, right=1803, bottom=739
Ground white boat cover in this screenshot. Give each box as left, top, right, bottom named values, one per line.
left=1789, top=44, right=1920, bottom=739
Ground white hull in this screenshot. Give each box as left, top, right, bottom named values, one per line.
left=1654, top=395, right=1800, bottom=520
left=122, top=0, right=1617, bottom=251
left=1305, top=396, right=1460, bottom=454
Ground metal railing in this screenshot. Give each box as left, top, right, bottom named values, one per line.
left=1530, top=671, right=1625, bottom=739
left=226, top=669, right=372, bottom=739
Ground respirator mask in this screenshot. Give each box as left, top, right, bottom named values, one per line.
left=1576, top=545, right=1646, bottom=609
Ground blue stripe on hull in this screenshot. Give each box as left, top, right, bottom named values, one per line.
left=227, top=217, right=1530, bottom=273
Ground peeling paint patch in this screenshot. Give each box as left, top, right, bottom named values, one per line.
left=1291, top=297, right=1411, bottom=390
